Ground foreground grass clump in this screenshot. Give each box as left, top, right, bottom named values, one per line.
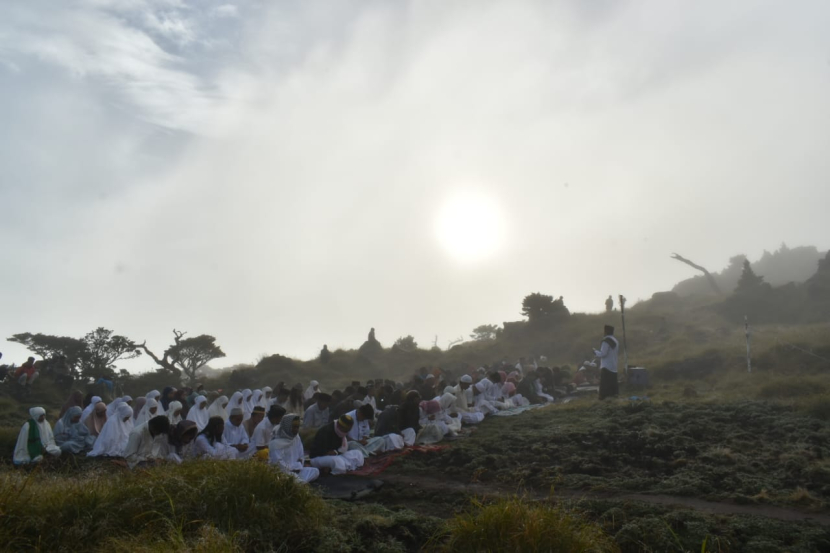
left=429, top=497, right=618, bottom=553
left=0, top=460, right=326, bottom=551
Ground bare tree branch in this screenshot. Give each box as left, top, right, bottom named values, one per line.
left=671, top=253, right=723, bottom=295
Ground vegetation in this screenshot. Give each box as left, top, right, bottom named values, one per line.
left=139, top=330, right=226, bottom=383
left=429, top=497, right=619, bottom=552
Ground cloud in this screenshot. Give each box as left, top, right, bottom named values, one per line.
left=1, top=1, right=829, bottom=370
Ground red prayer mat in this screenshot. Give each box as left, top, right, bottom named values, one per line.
left=348, top=445, right=449, bottom=476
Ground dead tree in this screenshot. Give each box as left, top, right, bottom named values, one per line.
left=671, top=253, right=723, bottom=295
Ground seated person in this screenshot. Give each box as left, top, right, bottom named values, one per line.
left=308, top=415, right=365, bottom=475
left=269, top=414, right=319, bottom=483
left=123, top=415, right=171, bottom=469
left=302, top=393, right=332, bottom=430
left=223, top=407, right=254, bottom=458
left=88, top=403, right=134, bottom=457
left=244, top=406, right=266, bottom=438
left=168, top=420, right=198, bottom=461
left=253, top=405, right=286, bottom=451
left=54, top=406, right=95, bottom=454
left=185, top=395, right=209, bottom=431
left=346, top=404, right=404, bottom=455
left=193, top=416, right=238, bottom=460
left=13, top=407, right=62, bottom=465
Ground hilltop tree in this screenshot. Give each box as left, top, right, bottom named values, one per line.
left=393, top=335, right=418, bottom=351
left=139, top=330, right=225, bottom=383
left=470, top=324, right=500, bottom=341
left=81, top=327, right=142, bottom=381
left=736, top=259, right=765, bottom=293
left=521, top=293, right=568, bottom=324
left=9, top=327, right=140, bottom=381
left=7, top=333, right=87, bottom=377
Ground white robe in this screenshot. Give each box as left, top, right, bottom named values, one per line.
left=123, top=421, right=170, bottom=469
left=89, top=404, right=135, bottom=457
left=208, top=396, right=229, bottom=421
left=13, top=412, right=61, bottom=464
left=252, top=418, right=275, bottom=449
left=193, top=434, right=238, bottom=460
left=167, top=401, right=183, bottom=425
left=186, top=396, right=210, bottom=431
left=223, top=420, right=256, bottom=459
left=80, top=396, right=102, bottom=424
left=135, top=398, right=161, bottom=427
left=269, top=434, right=319, bottom=483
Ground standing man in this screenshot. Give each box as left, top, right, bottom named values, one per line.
left=593, top=325, right=619, bottom=400
left=605, top=295, right=614, bottom=312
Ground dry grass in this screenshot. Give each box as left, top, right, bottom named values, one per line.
left=427, top=497, right=619, bottom=553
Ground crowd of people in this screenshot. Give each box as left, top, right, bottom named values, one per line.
left=12, top=325, right=620, bottom=484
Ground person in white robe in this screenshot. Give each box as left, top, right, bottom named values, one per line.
left=438, top=391, right=463, bottom=434
left=13, top=407, right=62, bottom=465
left=145, top=390, right=165, bottom=415
left=346, top=404, right=404, bottom=455
left=309, top=415, right=365, bottom=475
left=80, top=396, right=102, bottom=424
left=186, top=395, right=210, bottom=431
left=167, top=401, right=184, bottom=425
left=416, top=400, right=450, bottom=444
left=208, top=395, right=229, bottom=421
left=54, top=406, right=96, bottom=454
left=472, top=378, right=499, bottom=416
left=302, top=393, right=332, bottom=430
left=304, top=380, right=321, bottom=401
left=447, top=377, right=485, bottom=425
left=228, top=391, right=245, bottom=418
left=251, top=390, right=265, bottom=411
left=241, top=389, right=255, bottom=420
left=253, top=405, right=287, bottom=450
left=269, top=415, right=319, bottom=483
left=88, top=403, right=135, bottom=457
left=135, top=398, right=161, bottom=427
left=262, top=386, right=274, bottom=407
left=193, top=416, right=238, bottom=460
left=106, top=397, right=125, bottom=419
left=123, top=415, right=171, bottom=469
left=223, top=407, right=255, bottom=459
left=502, top=382, right=529, bottom=407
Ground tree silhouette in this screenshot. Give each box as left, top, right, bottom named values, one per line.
left=736, top=259, right=765, bottom=293
left=140, top=329, right=225, bottom=382
left=470, top=324, right=500, bottom=341
left=8, top=333, right=87, bottom=377
left=393, top=335, right=418, bottom=351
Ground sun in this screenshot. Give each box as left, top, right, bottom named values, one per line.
left=434, top=189, right=506, bottom=263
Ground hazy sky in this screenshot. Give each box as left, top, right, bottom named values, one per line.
left=2, top=0, right=829, bottom=372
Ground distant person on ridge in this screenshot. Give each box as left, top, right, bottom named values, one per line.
left=606, top=295, right=614, bottom=312
left=319, top=345, right=331, bottom=364
left=14, top=357, right=39, bottom=388
left=594, top=325, right=620, bottom=400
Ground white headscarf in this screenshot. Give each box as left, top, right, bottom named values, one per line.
left=106, top=397, right=125, bottom=419
left=89, top=403, right=134, bottom=457
left=438, top=392, right=457, bottom=412
left=304, top=381, right=320, bottom=401
left=208, top=395, right=229, bottom=420
left=135, top=398, right=160, bottom=426
left=242, top=389, right=254, bottom=419
left=228, top=391, right=245, bottom=420
left=167, top=400, right=183, bottom=425
left=80, top=396, right=102, bottom=423
left=252, top=390, right=264, bottom=410
left=186, top=395, right=209, bottom=431
left=146, top=390, right=164, bottom=415
left=31, top=407, right=55, bottom=446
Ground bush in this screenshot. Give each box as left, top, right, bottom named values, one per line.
left=428, top=497, right=618, bottom=553
left=0, top=460, right=327, bottom=551
left=757, top=377, right=827, bottom=400
left=799, top=393, right=830, bottom=420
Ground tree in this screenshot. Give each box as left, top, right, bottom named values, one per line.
left=80, top=327, right=142, bottom=381
left=8, top=328, right=140, bottom=380
left=140, top=330, right=225, bottom=383
left=736, top=259, right=765, bottom=293
left=393, top=335, right=418, bottom=351
left=7, top=333, right=87, bottom=376
left=470, top=324, right=500, bottom=341
left=670, top=253, right=723, bottom=295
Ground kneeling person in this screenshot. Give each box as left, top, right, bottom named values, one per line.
left=269, top=414, right=319, bottom=483
left=309, top=415, right=364, bottom=475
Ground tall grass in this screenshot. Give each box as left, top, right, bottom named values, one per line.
left=0, top=461, right=326, bottom=551
left=428, top=497, right=619, bottom=553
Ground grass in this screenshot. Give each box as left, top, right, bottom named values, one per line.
left=0, top=461, right=325, bottom=551
left=427, top=497, right=619, bottom=553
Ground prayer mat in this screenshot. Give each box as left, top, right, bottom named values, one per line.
left=491, top=404, right=545, bottom=417
left=347, top=444, right=450, bottom=477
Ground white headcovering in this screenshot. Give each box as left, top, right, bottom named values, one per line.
left=186, top=395, right=209, bottom=431
left=80, top=396, right=102, bottom=423
left=88, top=403, right=134, bottom=457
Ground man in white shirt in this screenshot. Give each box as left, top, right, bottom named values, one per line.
left=302, top=393, right=332, bottom=430
left=223, top=407, right=255, bottom=458
left=594, top=325, right=620, bottom=400
left=253, top=405, right=286, bottom=450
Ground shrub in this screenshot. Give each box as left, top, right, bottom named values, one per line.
left=757, top=377, right=827, bottom=400
left=0, top=460, right=327, bottom=551
left=428, top=497, right=618, bottom=553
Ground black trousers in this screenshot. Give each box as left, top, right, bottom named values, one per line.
left=598, top=368, right=619, bottom=400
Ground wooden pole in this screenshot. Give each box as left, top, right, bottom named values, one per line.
left=619, top=295, right=629, bottom=380
left=745, top=316, right=752, bottom=373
